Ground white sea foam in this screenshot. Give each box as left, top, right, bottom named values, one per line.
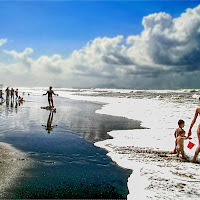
left=61, top=89, right=200, bottom=199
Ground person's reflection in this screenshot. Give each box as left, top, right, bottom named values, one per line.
left=15, top=100, right=19, bottom=113
left=4, top=98, right=10, bottom=115
left=42, top=110, right=57, bottom=134
left=6, top=97, right=9, bottom=107
left=0, top=98, right=5, bottom=105
left=10, top=98, right=14, bottom=108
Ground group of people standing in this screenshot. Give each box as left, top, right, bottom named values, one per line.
left=4, top=87, right=19, bottom=100
left=0, top=87, right=24, bottom=102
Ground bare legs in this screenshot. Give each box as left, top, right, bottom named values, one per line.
left=176, top=149, right=184, bottom=158
left=192, top=125, right=200, bottom=162
left=48, top=98, right=54, bottom=107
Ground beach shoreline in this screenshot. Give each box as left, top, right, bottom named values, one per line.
left=64, top=88, right=200, bottom=199
left=0, top=88, right=136, bottom=199
left=1, top=87, right=200, bottom=199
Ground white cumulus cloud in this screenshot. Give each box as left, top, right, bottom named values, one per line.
left=2, top=4, right=200, bottom=88
left=4, top=48, right=33, bottom=59
left=0, top=38, right=7, bottom=47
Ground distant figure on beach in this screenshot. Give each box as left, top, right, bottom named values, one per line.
left=15, top=89, right=19, bottom=99
left=173, top=119, right=185, bottom=154
left=18, top=96, right=24, bottom=105
left=187, top=97, right=200, bottom=162
left=11, top=88, right=14, bottom=100
left=43, top=86, right=58, bottom=107
left=0, top=89, right=4, bottom=100
left=5, top=87, right=10, bottom=99
left=0, top=90, right=4, bottom=104
left=176, top=129, right=187, bottom=158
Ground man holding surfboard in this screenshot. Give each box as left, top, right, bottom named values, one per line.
left=43, top=86, right=58, bottom=108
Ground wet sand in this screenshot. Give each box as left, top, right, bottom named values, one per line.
left=0, top=142, right=31, bottom=198
left=0, top=92, right=142, bottom=199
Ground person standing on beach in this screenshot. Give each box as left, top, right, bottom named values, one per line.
left=0, top=89, right=4, bottom=102
left=15, top=89, right=19, bottom=99
left=187, top=97, right=200, bottom=162
left=5, top=87, right=10, bottom=99
left=43, top=86, right=58, bottom=107
left=11, top=88, right=14, bottom=100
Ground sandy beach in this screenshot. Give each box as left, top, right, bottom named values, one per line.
left=0, top=142, right=31, bottom=198
left=1, top=87, right=200, bottom=199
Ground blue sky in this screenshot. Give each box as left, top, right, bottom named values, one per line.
left=1, top=1, right=199, bottom=57
left=1, top=1, right=200, bottom=88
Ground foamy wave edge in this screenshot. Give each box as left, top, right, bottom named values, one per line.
left=64, top=91, right=200, bottom=200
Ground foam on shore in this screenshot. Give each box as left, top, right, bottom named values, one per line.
left=63, top=90, right=200, bottom=199
left=95, top=129, right=200, bottom=199
left=0, top=142, right=32, bottom=198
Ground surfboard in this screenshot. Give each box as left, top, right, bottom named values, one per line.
left=41, top=106, right=56, bottom=112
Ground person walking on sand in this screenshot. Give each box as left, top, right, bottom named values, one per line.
left=187, top=97, right=200, bottom=162
left=43, top=86, right=58, bottom=108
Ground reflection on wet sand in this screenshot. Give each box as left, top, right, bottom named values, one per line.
left=0, top=94, right=135, bottom=199
left=42, top=110, right=57, bottom=134
left=58, top=99, right=143, bottom=143
left=0, top=99, right=4, bottom=106
left=2, top=97, right=24, bottom=115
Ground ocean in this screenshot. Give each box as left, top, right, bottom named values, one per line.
left=0, top=87, right=200, bottom=199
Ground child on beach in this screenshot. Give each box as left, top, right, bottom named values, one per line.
left=176, top=129, right=187, bottom=158
left=173, top=119, right=185, bottom=153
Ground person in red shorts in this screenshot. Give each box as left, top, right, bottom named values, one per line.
left=43, top=86, right=58, bottom=107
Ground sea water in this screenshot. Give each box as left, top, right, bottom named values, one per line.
left=0, top=88, right=134, bottom=198
left=8, top=87, right=200, bottom=199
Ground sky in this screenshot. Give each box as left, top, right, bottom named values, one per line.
left=1, top=0, right=200, bottom=89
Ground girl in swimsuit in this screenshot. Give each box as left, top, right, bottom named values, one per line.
left=188, top=97, right=200, bottom=162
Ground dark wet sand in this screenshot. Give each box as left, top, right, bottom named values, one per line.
left=0, top=93, right=142, bottom=199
